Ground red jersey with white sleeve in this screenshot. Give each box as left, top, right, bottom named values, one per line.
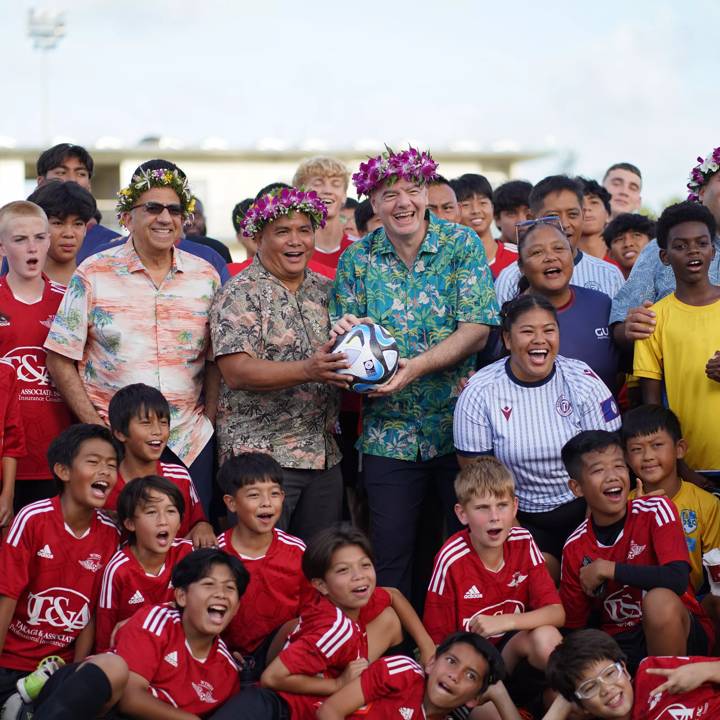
left=351, top=655, right=426, bottom=718
left=217, top=527, right=314, bottom=654
left=0, top=496, right=119, bottom=670
left=0, top=276, right=72, bottom=480
left=489, top=241, right=518, bottom=280
left=0, top=362, right=26, bottom=482
left=96, top=538, right=194, bottom=652
left=278, top=588, right=392, bottom=720
left=311, top=235, right=354, bottom=273
left=106, top=461, right=206, bottom=537
left=632, top=656, right=720, bottom=720
left=113, top=603, right=240, bottom=717
left=561, top=497, right=713, bottom=641
left=423, top=527, right=560, bottom=645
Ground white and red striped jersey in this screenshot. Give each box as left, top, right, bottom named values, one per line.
left=0, top=275, right=72, bottom=481
left=95, top=538, right=194, bottom=652
left=561, top=497, right=712, bottom=641
left=278, top=589, right=392, bottom=720
left=352, top=655, right=426, bottom=718
left=218, top=527, right=314, bottom=654
left=113, top=603, right=240, bottom=716
left=107, top=461, right=206, bottom=537
left=423, top=527, right=560, bottom=645
left=0, top=496, right=119, bottom=670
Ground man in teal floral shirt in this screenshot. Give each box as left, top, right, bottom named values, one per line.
left=330, top=147, right=499, bottom=597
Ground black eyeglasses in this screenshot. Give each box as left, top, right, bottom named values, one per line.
left=515, top=215, right=565, bottom=243
left=131, top=202, right=184, bottom=216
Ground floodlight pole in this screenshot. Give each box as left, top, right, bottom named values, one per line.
left=27, top=9, right=66, bottom=143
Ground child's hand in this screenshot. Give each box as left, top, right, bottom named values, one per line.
left=468, top=612, right=509, bottom=638
left=635, top=479, right=665, bottom=499
left=706, top=351, right=720, bottom=383
left=0, top=494, right=13, bottom=528
left=336, top=658, right=369, bottom=690
left=579, top=559, right=613, bottom=596
left=647, top=662, right=718, bottom=695
left=189, top=521, right=217, bottom=549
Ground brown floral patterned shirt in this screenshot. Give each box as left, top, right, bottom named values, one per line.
left=210, top=257, right=341, bottom=469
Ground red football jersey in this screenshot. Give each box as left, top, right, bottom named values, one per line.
left=0, top=496, right=119, bottom=670
left=0, top=276, right=72, bottom=480
left=311, top=235, right=354, bottom=274
left=278, top=588, right=392, bottom=720
left=0, top=362, right=26, bottom=483
left=561, top=497, right=713, bottom=642
left=632, top=656, right=720, bottom=720
left=96, top=538, right=194, bottom=652
left=489, top=241, right=519, bottom=280
left=424, top=527, right=560, bottom=645
left=113, top=603, right=240, bottom=717
left=352, top=655, right=426, bottom=718
left=217, top=527, right=314, bottom=654
left=107, top=461, right=206, bottom=538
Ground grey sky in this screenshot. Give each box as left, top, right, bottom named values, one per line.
left=1, top=0, right=717, bottom=210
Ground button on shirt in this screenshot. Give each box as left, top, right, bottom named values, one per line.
left=330, top=213, right=499, bottom=462
left=210, top=257, right=340, bottom=470
left=44, top=239, right=219, bottom=465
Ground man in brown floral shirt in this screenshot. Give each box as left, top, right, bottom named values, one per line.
left=210, top=187, right=350, bottom=539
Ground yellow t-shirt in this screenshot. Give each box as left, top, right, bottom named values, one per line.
left=634, top=293, right=720, bottom=470
left=629, top=481, right=720, bottom=591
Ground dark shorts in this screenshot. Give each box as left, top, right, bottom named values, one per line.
left=239, top=626, right=281, bottom=686
left=0, top=667, right=26, bottom=707
left=517, top=497, right=587, bottom=560
left=208, top=686, right=289, bottom=720
left=614, top=612, right=709, bottom=676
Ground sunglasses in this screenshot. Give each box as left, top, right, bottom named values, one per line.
left=515, top=215, right=565, bottom=243
left=131, top=202, right=184, bottom=216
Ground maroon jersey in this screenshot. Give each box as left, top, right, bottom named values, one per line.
left=424, top=527, right=560, bottom=645
left=96, top=538, right=194, bottom=652
left=352, top=655, right=426, bottom=718
left=217, top=527, right=314, bottom=654
left=107, top=461, right=206, bottom=537
left=561, top=497, right=713, bottom=642
left=633, top=656, right=720, bottom=720
left=0, top=496, right=119, bottom=670
left=0, top=276, right=72, bottom=480
left=113, top=603, right=240, bottom=717
left=278, top=588, right=392, bottom=720
left=0, top=362, right=26, bottom=482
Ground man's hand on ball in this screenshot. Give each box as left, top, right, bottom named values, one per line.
left=330, top=314, right=373, bottom=340
left=366, top=358, right=417, bottom=396
left=303, top=340, right=353, bottom=387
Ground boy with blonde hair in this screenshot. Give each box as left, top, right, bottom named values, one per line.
left=424, top=458, right=564, bottom=678
left=292, top=156, right=353, bottom=271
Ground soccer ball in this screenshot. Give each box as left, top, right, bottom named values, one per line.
left=332, top=323, right=400, bottom=393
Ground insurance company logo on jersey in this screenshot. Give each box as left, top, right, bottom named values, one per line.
left=78, top=553, right=103, bottom=573
left=627, top=542, right=647, bottom=561
left=399, top=708, right=415, bottom=719
left=655, top=703, right=703, bottom=719
left=603, top=588, right=642, bottom=623
left=128, top=590, right=145, bottom=605
left=464, top=585, right=483, bottom=600
left=192, top=680, right=217, bottom=704
left=501, top=405, right=512, bottom=421
left=26, top=587, right=90, bottom=632
left=464, top=601, right=524, bottom=637
left=163, top=650, right=178, bottom=668
left=507, top=571, right=527, bottom=588
left=555, top=395, right=573, bottom=417
left=36, top=544, right=54, bottom=559
left=1, top=346, right=50, bottom=386
left=681, top=509, right=698, bottom=535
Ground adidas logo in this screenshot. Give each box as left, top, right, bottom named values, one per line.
left=399, top=708, right=414, bottom=719
left=164, top=651, right=178, bottom=668
left=463, top=585, right=483, bottom=600
left=128, top=590, right=145, bottom=605
left=37, top=544, right=53, bottom=559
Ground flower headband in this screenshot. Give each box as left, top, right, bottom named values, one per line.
left=116, top=167, right=195, bottom=225
left=239, top=187, right=327, bottom=238
left=687, top=147, right=720, bottom=201
left=352, top=146, right=439, bottom=197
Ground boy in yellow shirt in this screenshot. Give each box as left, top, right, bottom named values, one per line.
left=634, top=201, right=720, bottom=471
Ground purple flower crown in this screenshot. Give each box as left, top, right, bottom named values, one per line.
left=239, top=187, right=328, bottom=238
left=352, top=146, right=439, bottom=197
left=687, top=147, right=720, bottom=201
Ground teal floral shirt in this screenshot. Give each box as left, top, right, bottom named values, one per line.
left=330, top=213, right=499, bottom=461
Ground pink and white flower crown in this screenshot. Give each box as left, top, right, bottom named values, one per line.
left=116, top=167, right=195, bottom=225
left=239, top=187, right=327, bottom=238
left=687, top=146, right=720, bottom=201
left=352, top=146, right=439, bottom=197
